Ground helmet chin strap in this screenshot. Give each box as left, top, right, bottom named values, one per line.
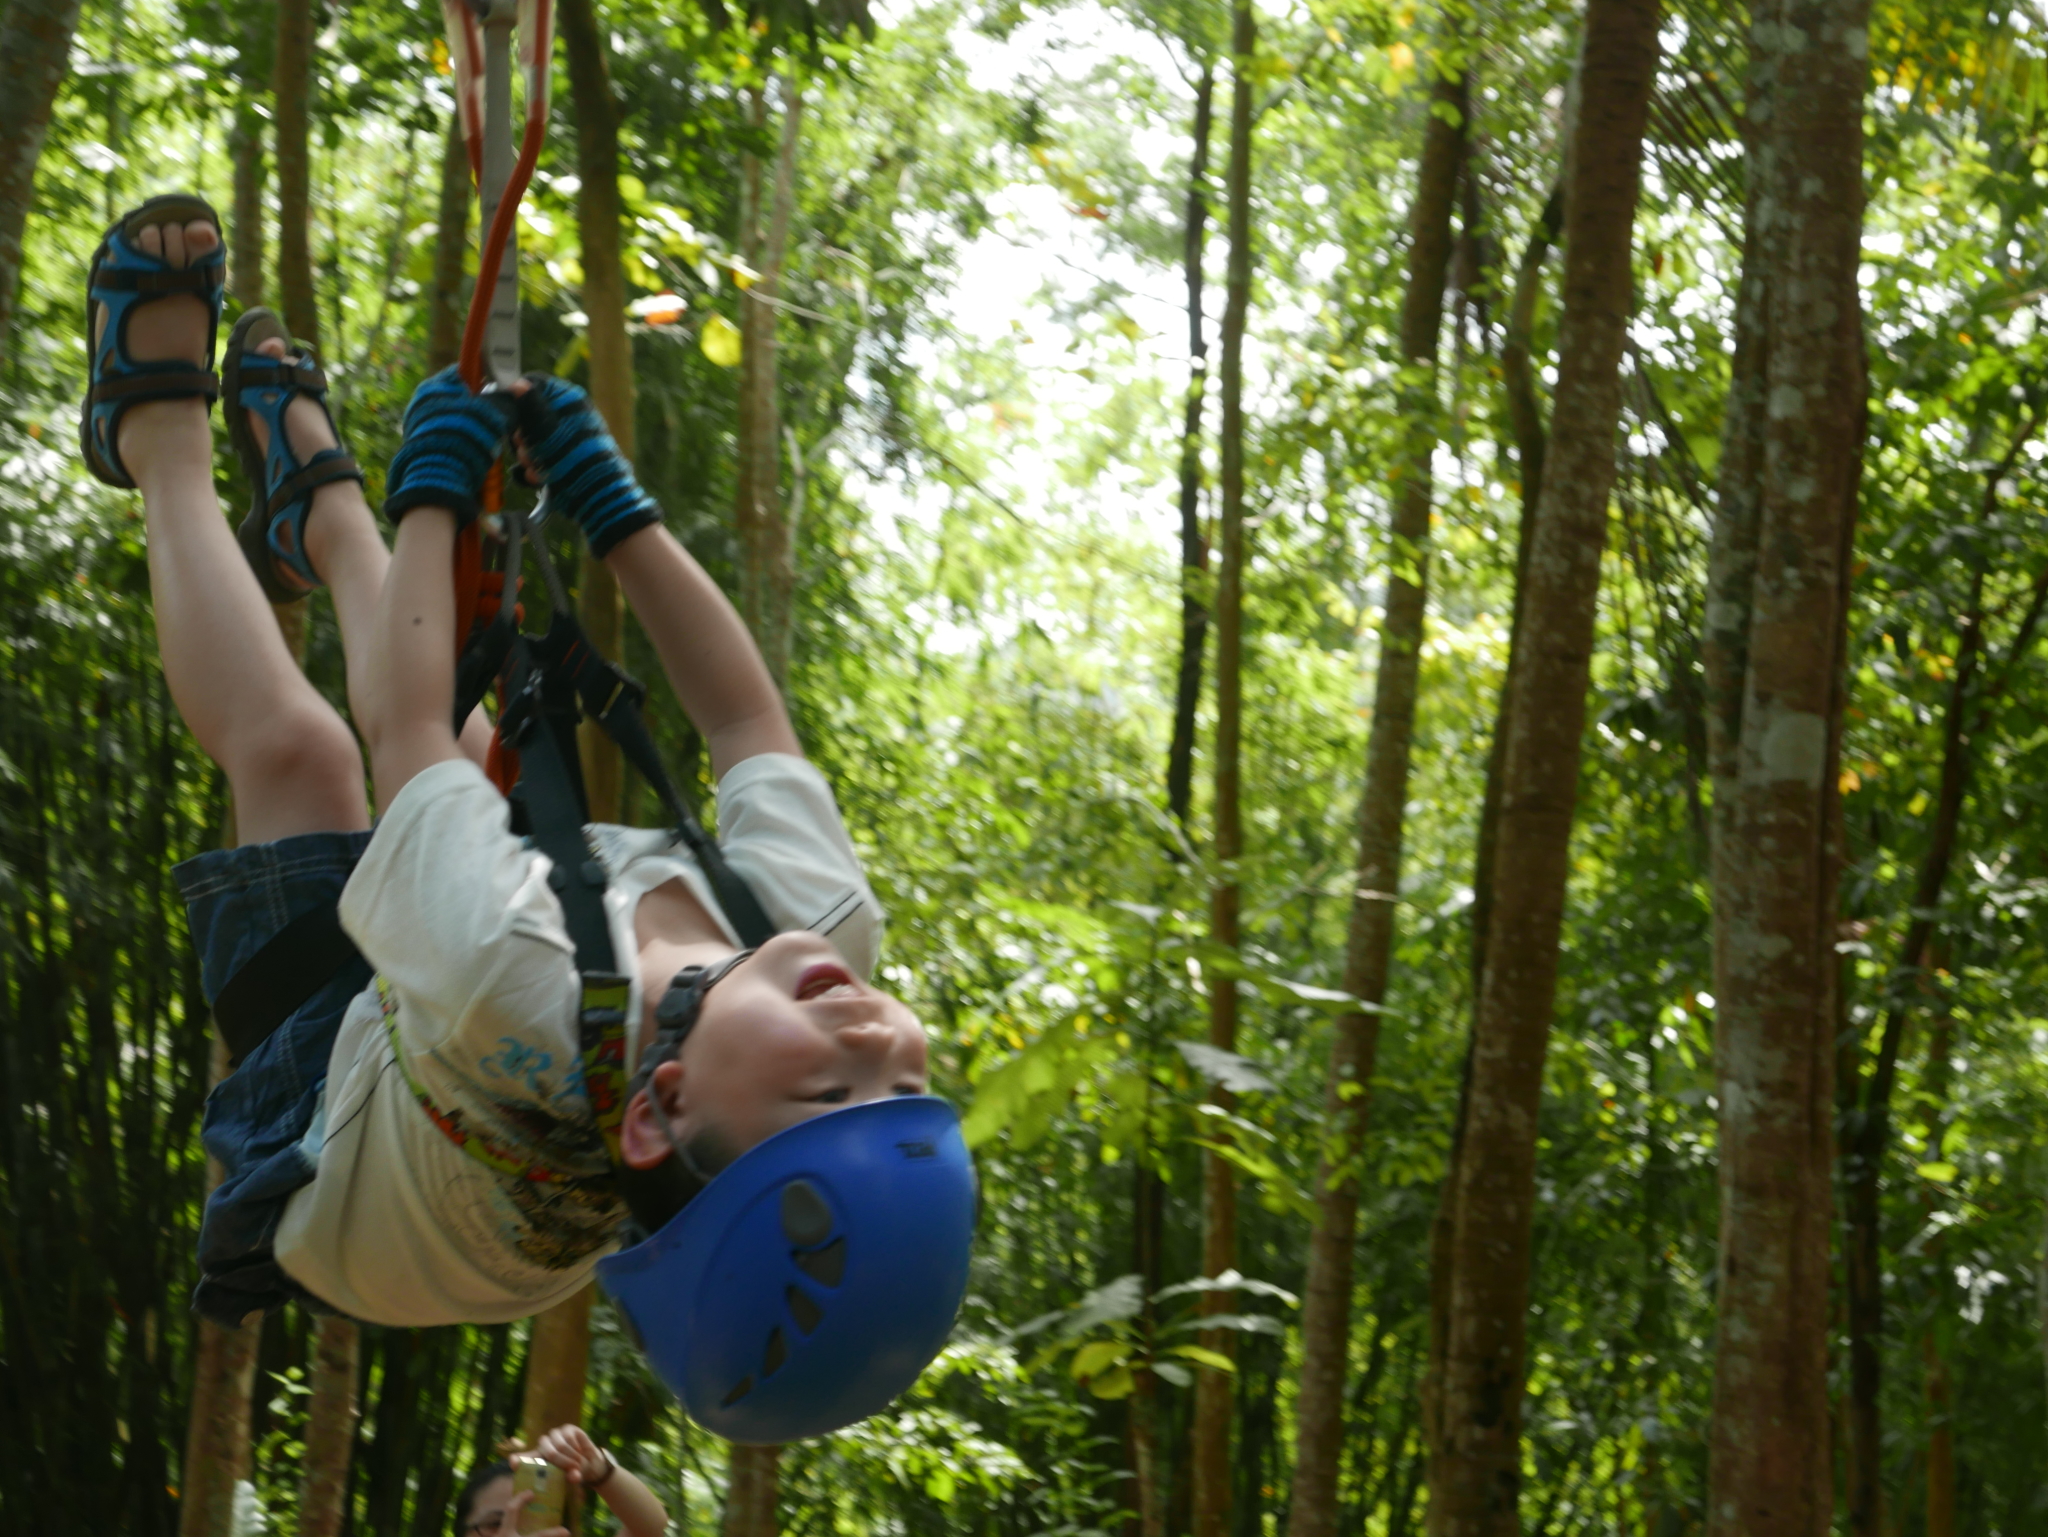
left=631, top=947, right=759, bottom=1103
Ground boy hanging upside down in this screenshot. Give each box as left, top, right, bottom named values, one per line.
left=82, top=194, right=955, bottom=1374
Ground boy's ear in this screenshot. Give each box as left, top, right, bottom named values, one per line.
left=620, top=1059, right=686, bottom=1171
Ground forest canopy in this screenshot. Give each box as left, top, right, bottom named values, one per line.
left=4, top=0, right=2048, bottom=1533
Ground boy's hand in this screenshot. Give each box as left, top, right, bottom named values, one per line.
left=511, top=373, right=661, bottom=557
left=384, top=367, right=515, bottom=527
left=532, top=1423, right=613, bottom=1487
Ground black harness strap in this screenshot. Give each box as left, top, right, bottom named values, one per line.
left=524, top=611, right=779, bottom=950
left=212, top=901, right=365, bottom=1066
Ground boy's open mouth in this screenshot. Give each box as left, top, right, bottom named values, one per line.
left=795, top=961, right=858, bottom=1001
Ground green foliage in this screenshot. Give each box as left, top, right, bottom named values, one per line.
left=15, top=0, right=2048, bottom=1531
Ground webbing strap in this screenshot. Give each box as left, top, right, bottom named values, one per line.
left=212, top=901, right=365, bottom=1066
left=499, top=629, right=615, bottom=975
left=526, top=616, right=779, bottom=949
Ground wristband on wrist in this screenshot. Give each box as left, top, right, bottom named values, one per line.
left=587, top=1451, right=617, bottom=1491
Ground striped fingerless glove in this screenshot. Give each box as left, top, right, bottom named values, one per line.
left=513, top=373, right=662, bottom=558
left=384, top=368, right=514, bottom=527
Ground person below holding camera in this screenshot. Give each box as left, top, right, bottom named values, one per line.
left=454, top=1424, right=668, bottom=1537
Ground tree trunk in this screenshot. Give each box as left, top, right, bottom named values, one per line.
left=1920, top=993, right=1956, bottom=1537
left=273, top=0, right=318, bottom=349
left=734, top=79, right=804, bottom=684
left=227, top=1, right=269, bottom=311
left=179, top=1039, right=262, bottom=1537
left=1285, top=56, right=1467, bottom=1537
left=1701, top=4, right=1869, bottom=1535
left=1469, top=183, right=1561, bottom=987
left=518, top=1285, right=592, bottom=1446
left=1191, top=10, right=1254, bottom=1537
left=721, top=1443, right=782, bottom=1537
left=1129, top=1151, right=1168, bottom=1537
left=297, top=1314, right=359, bottom=1537
left=427, top=111, right=471, bottom=374
left=1427, top=6, right=1659, bottom=1533
left=1164, top=61, right=1215, bottom=837
left=0, top=0, right=85, bottom=366
left=229, top=114, right=266, bottom=311
left=559, top=0, right=634, bottom=822
left=1838, top=422, right=2040, bottom=1533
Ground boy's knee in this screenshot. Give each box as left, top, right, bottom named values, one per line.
left=229, top=706, right=362, bottom=804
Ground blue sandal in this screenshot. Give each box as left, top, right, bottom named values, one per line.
left=224, top=308, right=364, bottom=603
left=80, top=193, right=227, bottom=488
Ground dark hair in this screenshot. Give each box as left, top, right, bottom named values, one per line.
left=616, top=1117, right=738, bottom=1238
left=453, top=1459, right=511, bottom=1537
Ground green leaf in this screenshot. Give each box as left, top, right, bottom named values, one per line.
left=1917, top=1161, right=1959, bottom=1183
left=1069, top=1339, right=1132, bottom=1380
left=1154, top=1270, right=1300, bottom=1307
left=1088, top=1364, right=1136, bottom=1399
left=1160, top=1312, right=1286, bottom=1338
left=1161, top=1344, right=1236, bottom=1373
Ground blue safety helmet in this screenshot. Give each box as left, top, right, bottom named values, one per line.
left=596, top=1095, right=976, bottom=1443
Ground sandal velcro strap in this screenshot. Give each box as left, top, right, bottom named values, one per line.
left=264, top=451, right=363, bottom=518
left=236, top=356, right=329, bottom=394
left=89, top=365, right=220, bottom=404
left=93, top=265, right=224, bottom=296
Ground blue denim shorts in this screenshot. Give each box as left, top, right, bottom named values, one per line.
left=176, top=829, right=375, bottom=1324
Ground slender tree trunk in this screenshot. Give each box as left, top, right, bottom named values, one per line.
left=1702, top=4, right=1869, bottom=1534
left=274, top=0, right=318, bottom=349
left=734, top=79, right=805, bottom=684
left=179, top=1044, right=261, bottom=1537
left=229, top=117, right=266, bottom=310
left=1286, top=56, right=1467, bottom=1537
left=297, top=1314, right=358, bottom=1537
left=721, top=1444, right=782, bottom=1537
left=227, top=2, right=269, bottom=312
left=1919, top=992, right=1956, bottom=1537
left=1191, top=12, right=1254, bottom=1537
left=1470, top=185, right=1562, bottom=982
left=518, top=1282, right=592, bottom=1447
left=1165, top=62, right=1216, bottom=836
left=427, top=113, right=471, bottom=374
left=1838, top=423, right=2041, bottom=1532
left=1427, top=6, right=1660, bottom=1533
left=1129, top=1150, right=1168, bottom=1537
left=559, top=0, right=633, bottom=823
left=0, top=0, right=85, bottom=365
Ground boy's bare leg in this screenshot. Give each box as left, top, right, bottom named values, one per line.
left=113, top=217, right=368, bottom=844
left=601, top=523, right=801, bottom=777
left=236, top=338, right=493, bottom=772
left=356, top=506, right=466, bottom=817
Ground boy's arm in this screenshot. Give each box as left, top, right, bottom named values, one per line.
left=364, top=371, right=515, bottom=812
left=358, top=506, right=465, bottom=816
left=603, top=521, right=802, bottom=778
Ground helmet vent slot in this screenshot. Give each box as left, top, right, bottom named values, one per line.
left=780, top=1180, right=833, bottom=1246
left=763, top=1326, right=787, bottom=1377
left=787, top=1285, right=824, bottom=1334
left=794, top=1237, right=846, bottom=1287
left=721, top=1376, right=754, bottom=1407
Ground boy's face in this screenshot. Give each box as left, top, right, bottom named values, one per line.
left=621, top=930, right=930, bottom=1168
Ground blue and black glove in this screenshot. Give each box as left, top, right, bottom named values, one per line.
left=513, top=373, right=662, bottom=558
left=384, top=368, right=515, bottom=527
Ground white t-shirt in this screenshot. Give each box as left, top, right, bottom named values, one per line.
left=270, top=753, right=882, bottom=1327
